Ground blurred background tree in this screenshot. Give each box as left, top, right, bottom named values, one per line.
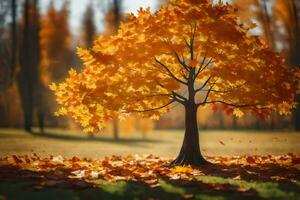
left=39, top=1, right=73, bottom=129
left=233, top=0, right=300, bottom=130
left=81, top=3, right=96, bottom=48
left=18, top=0, right=44, bottom=133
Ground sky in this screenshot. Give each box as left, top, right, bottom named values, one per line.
left=40, top=0, right=159, bottom=36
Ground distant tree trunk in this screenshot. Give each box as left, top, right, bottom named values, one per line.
left=218, top=111, right=224, bottom=129
left=261, top=0, right=276, bottom=48
left=289, top=1, right=300, bottom=131
left=111, top=0, right=122, bottom=140
left=10, top=0, right=17, bottom=83
left=18, top=0, right=32, bottom=132
left=82, top=4, right=96, bottom=48
left=32, top=0, right=44, bottom=133
left=170, top=102, right=207, bottom=166
left=255, top=120, right=261, bottom=130
left=295, top=95, right=300, bottom=131
left=232, top=116, right=237, bottom=129
left=18, top=0, right=44, bottom=133
left=272, top=0, right=300, bottom=130
left=270, top=112, right=275, bottom=130
left=112, top=119, right=119, bottom=140
left=112, top=0, right=121, bottom=30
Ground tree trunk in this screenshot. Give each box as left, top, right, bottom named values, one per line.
left=113, top=119, right=119, bottom=140
left=294, top=95, right=300, bottom=131
left=169, top=102, right=207, bottom=166
left=10, top=0, right=17, bottom=83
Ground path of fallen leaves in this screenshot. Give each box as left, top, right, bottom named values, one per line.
left=0, top=154, right=299, bottom=190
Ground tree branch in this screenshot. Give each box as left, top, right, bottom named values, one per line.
left=200, top=100, right=261, bottom=108
left=174, top=51, right=190, bottom=73
left=125, top=100, right=175, bottom=113
left=196, top=81, right=216, bottom=107
left=154, top=58, right=187, bottom=85
left=172, top=91, right=187, bottom=104
left=195, top=77, right=211, bottom=93
left=140, top=93, right=172, bottom=99
left=195, top=57, right=213, bottom=79
left=179, top=70, right=189, bottom=80
left=195, top=55, right=206, bottom=78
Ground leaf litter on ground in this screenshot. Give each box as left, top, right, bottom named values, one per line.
left=0, top=154, right=299, bottom=191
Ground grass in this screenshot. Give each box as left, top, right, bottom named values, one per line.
left=0, top=128, right=299, bottom=158
left=0, top=128, right=299, bottom=199
left=0, top=176, right=299, bottom=199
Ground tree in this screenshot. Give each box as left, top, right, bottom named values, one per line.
left=272, top=0, right=300, bottom=130
left=51, top=0, right=299, bottom=166
left=233, top=0, right=276, bottom=48
left=10, top=0, right=17, bottom=82
left=18, top=0, right=44, bottom=133
left=39, top=1, right=72, bottom=127
left=40, top=1, right=71, bottom=84
left=82, top=3, right=96, bottom=48
left=0, top=0, right=11, bottom=90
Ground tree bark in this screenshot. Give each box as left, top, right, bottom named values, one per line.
left=10, top=0, right=17, bottom=83
left=169, top=102, right=207, bottom=166
left=18, top=0, right=44, bottom=133
left=113, top=119, right=119, bottom=140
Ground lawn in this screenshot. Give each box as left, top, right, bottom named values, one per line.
left=0, top=128, right=299, bottom=200
left=0, top=128, right=299, bottom=158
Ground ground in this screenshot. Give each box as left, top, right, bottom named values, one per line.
left=0, top=128, right=299, bottom=158
left=0, top=128, right=299, bottom=200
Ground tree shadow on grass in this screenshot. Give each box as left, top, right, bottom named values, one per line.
left=30, top=131, right=161, bottom=147
left=0, top=165, right=260, bottom=200
left=159, top=177, right=258, bottom=200
left=0, top=166, right=184, bottom=200
left=197, top=162, right=300, bottom=182
left=157, top=162, right=300, bottom=199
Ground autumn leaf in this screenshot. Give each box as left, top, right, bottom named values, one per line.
left=1, top=154, right=299, bottom=186
left=233, top=108, right=244, bottom=118
left=189, top=60, right=198, bottom=68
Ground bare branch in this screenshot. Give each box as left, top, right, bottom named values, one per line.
left=154, top=58, right=187, bottom=85
left=174, top=51, right=190, bottom=72
left=196, top=80, right=216, bottom=107
left=201, top=100, right=262, bottom=108
left=195, top=57, right=213, bottom=78
left=172, top=91, right=187, bottom=103
left=125, top=100, right=175, bottom=113
left=179, top=70, right=189, bottom=80
left=203, top=82, right=215, bottom=103
left=153, top=79, right=186, bottom=104
left=195, top=55, right=206, bottom=78
left=140, top=93, right=172, bottom=99
left=183, top=37, right=190, bottom=49
left=195, top=77, right=211, bottom=93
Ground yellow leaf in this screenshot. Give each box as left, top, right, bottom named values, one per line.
left=49, top=83, right=57, bottom=91
left=233, top=108, right=244, bottom=118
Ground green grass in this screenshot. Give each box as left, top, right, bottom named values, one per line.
left=1, top=176, right=299, bottom=200
left=0, top=128, right=299, bottom=158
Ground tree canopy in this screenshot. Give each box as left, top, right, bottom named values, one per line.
left=51, top=0, right=300, bottom=133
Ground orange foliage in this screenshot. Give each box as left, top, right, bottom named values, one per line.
left=40, top=2, right=71, bottom=85
left=51, top=0, right=300, bottom=133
